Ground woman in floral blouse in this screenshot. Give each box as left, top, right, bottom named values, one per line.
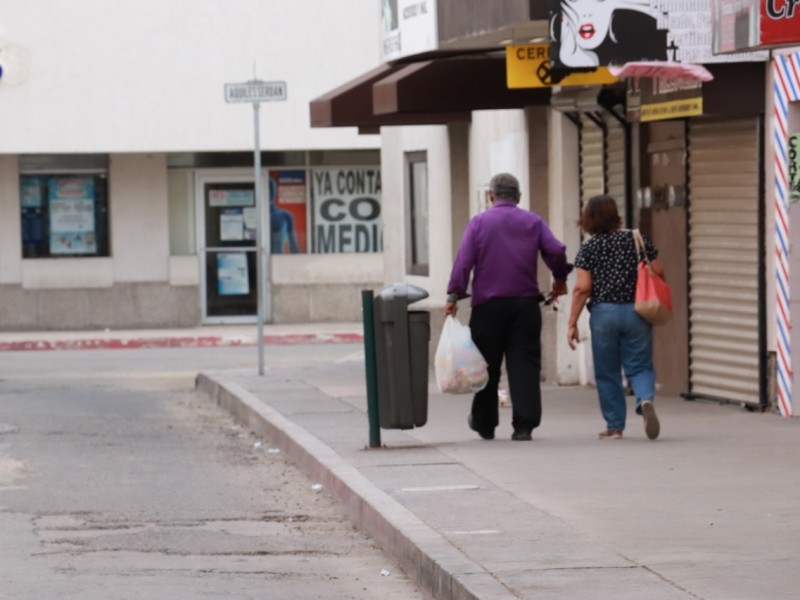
left=567, top=195, right=666, bottom=441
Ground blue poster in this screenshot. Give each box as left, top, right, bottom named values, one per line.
left=217, top=252, right=249, bottom=296
left=48, top=177, right=97, bottom=255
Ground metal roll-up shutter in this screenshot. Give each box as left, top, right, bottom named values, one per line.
left=580, top=115, right=605, bottom=208
left=606, top=119, right=626, bottom=226
left=687, top=117, right=762, bottom=405
left=580, top=114, right=627, bottom=224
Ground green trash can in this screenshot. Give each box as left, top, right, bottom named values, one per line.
left=372, top=283, right=430, bottom=429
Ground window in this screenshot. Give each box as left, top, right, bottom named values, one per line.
left=406, top=152, right=429, bottom=275
left=19, top=155, right=110, bottom=258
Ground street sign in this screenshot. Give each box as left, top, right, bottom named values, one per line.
left=223, top=76, right=287, bottom=376
left=224, top=80, right=287, bottom=103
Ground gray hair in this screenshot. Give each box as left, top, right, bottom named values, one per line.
left=489, top=173, right=520, bottom=202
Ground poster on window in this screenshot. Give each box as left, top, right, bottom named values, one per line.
left=220, top=208, right=245, bottom=241
left=269, top=170, right=307, bottom=254
left=208, top=189, right=254, bottom=207
left=311, top=168, right=382, bottom=254
left=22, top=211, right=45, bottom=244
left=48, top=177, right=97, bottom=255
left=243, top=207, right=258, bottom=241
left=217, top=252, right=250, bottom=295
left=20, top=177, right=43, bottom=208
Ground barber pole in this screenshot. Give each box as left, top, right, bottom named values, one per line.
left=773, top=53, right=800, bottom=417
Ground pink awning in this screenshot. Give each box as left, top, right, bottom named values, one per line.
left=608, top=62, right=714, bottom=82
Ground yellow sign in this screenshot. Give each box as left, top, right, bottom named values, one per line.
left=505, top=44, right=618, bottom=89
left=640, top=98, right=703, bottom=122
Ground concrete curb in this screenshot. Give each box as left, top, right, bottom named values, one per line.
left=196, top=372, right=517, bottom=600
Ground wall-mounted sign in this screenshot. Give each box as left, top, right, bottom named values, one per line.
left=627, top=78, right=703, bottom=122
left=712, top=0, right=800, bottom=52
left=505, top=45, right=618, bottom=88
left=790, top=132, right=800, bottom=204
left=381, top=0, right=438, bottom=61
left=548, top=0, right=768, bottom=69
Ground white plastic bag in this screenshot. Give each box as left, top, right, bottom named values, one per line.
left=434, top=315, right=489, bottom=394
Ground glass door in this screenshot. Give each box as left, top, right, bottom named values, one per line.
left=197, top=171, right=270, bottom=323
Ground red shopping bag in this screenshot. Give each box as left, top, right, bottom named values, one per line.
left=633, top=229, right=672, bottom=326
left=635, top=260, right=673, bottom=326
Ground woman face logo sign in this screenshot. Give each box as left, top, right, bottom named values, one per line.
left=554, top=0, right=659, bottom=67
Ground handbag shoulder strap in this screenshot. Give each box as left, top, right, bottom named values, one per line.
left=631, top=229, right=650, bottom=264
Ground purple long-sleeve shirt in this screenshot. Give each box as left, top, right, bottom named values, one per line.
left=447, top=200, right=573, bottom=307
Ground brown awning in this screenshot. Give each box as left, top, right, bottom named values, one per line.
left=373, top=56, right=550, bottom=115
left=310, top=55, right=551, bottom=131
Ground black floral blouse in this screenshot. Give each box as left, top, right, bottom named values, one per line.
left=574, top=230, right=658, bottom=306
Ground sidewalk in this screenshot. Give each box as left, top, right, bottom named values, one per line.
left=197, top=350, right=800, bottom=600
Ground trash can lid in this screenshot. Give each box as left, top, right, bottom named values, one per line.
left=379, top=283, right=429, bottom=304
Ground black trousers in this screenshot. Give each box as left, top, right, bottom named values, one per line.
left=469, top=297, right=543, bottom=434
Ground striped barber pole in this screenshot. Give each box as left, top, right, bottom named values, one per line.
left=773, top=53, right=800, bottom=417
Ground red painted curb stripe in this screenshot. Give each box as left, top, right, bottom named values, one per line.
left=0, top=333, right=363, bottom=352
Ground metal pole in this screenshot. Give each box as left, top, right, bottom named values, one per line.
left=361, top=290, right=381, bottom=448
left=253, top=101, right=265, bottom=376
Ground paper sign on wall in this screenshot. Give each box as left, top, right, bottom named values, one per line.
left=790, top=132, right=800, bottom=204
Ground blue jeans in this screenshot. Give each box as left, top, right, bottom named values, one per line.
left=589, top=303, right=655, bottom=431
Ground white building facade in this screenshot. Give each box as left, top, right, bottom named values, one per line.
left=0, top=0, right=384, bottom=329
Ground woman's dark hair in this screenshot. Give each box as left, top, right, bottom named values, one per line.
left=580, top=195, right=622, bottom=234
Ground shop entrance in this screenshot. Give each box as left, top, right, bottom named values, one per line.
left=196, top=171, right=271, bottom=324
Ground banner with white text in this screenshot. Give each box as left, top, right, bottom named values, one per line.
left=311, top=168, right=382, bottom=254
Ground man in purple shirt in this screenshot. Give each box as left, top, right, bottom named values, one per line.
left=446, top=173, right=572, bottom=441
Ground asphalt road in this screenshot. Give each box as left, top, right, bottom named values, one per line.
left=0, top=344, right=431, bottom=600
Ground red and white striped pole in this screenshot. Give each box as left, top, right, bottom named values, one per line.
left=773, top=52, right=800, bottom=417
